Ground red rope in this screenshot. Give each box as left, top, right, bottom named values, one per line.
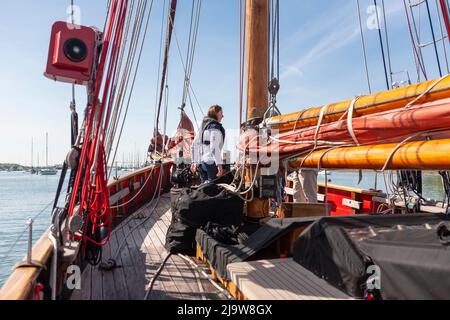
left=67, top=0, right=130, bottom=248
left=439, top=0, right=450, bottom=45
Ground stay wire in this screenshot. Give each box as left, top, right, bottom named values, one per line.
left=356, top=0, right=372, bottom=93
left=409, top=0, right=429, bottom=80
left=1, top=200, right=53, bottom=262
left=381, top=0, right=394, bottom=88
left=404, top=0, right=428, bottom=81
left=425, top=0, right=444, bottom=76
left=435, top=0, right=450, bottom=73
left=108, top=0, right=155, bottom=177
left=374, top=0, right=391, bottom=89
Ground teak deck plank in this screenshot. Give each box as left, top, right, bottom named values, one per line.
left=227, top=259, right=353, bottom=300
left=111, top=227, right=134, bottom=300
left=134, top=215, right=170, bottom=300
left=70, top=194, right=225, bottom=301
left=100, top=242, right=120, bottom=300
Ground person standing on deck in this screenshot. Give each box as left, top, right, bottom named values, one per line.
left=292, top=169, right=318, bottom=203
left=191, top=105, right=226, bottom=183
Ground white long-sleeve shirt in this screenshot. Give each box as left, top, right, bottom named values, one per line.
left=191, top=127, right=224, bottom=165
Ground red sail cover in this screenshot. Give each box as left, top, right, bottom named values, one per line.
left=240, top=98, right=450, bottom=157
left=168, top=111, right=195, bottom=158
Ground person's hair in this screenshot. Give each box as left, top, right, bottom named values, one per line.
left=207, top=105, right=223, bottom=120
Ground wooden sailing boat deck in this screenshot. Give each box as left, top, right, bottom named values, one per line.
left=70, top=195, right=227, bottom=300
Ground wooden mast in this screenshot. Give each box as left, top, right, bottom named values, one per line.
left=245, top=0, right=269, bottom=120
left=245, top=0, right=270, bottom=217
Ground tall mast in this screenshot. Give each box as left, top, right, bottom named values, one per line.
left=245, top=0, right=269, bottom=120
left=244, top=0, right=270, bottom=218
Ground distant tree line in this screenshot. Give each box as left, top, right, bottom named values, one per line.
left=0, top=163, right=28, bottom=171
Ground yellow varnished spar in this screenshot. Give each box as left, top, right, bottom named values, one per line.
left=268, top=77, right=450, bottom=131
left=288, top=139, right=450, bottom=170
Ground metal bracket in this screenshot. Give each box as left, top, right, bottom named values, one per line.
left=13, top=219, right=47, bottom=271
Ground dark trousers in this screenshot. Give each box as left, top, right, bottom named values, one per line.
left=199, top=162, right=218, bottom=183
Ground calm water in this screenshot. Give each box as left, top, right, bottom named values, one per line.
left=0, top=170, right=446, bottom=286
left=0, top=170, right=131, bottom=287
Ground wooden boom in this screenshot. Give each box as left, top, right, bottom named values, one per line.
left=288, top=139, right=450, bottom=170
left=268, top=77, right=450, bottom=132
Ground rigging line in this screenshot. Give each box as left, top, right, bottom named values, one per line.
left=104, top=0, right=139, bottom=156
left=187, top=88, right=199, bottom=127
left=439, top=0, right=450, bottom=44
left=108, top=0, right=155, bottom=177
left=239, top=0, right=244, bottom=125
left=356, top=0, right=372, bottom=94
left=170, top=14, right=205, bottom=120
left=105, top=0, right=139, bottom=157
left=404, top=0, right=428, bottom=80
left=381, top=0, right=394, bottom=87
left=181, top=0, right=202, bottom=111
left=435, top=0, right=450, bottom=73
left=270, top=0, right=279, bottom=80
left=91, top=0, right=130, bottom=176
left=2, top=227, right=28, bottom=262
left=106, top=0, right=147, bottom=155
left=153, top=0, right=168, bottom=145
left=425, top=0, right=444, bottom=76
left=276, top=0, right=280, bottom=79
left=2, top=200, right=54, bottom=261
left=70, top=0, right=76, bottom=113
left=185, top=1, right=202, bottom=115
left=373, top=0, right=391, bottom=89
left=181, top=0, right=196, bottom=109
left=155, top=0, right=178, bottom=132
left=409, top=0, right=429, bottom=79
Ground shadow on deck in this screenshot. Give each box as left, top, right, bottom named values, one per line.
left=71, top=195, right=227, bottom=300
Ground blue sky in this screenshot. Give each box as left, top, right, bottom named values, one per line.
left=0, top=0, right=447, bottom=165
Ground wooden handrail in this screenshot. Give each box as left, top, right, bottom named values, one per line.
left=0, top=229, right=52, bottom=300
left=0, top=162, right=172, bottom=300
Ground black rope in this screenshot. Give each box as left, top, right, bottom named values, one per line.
left=374, top=0, right=390, bottom=90
left=381, top=0, right=393, bottom=87
left=425, top=0, right=443, bottom=76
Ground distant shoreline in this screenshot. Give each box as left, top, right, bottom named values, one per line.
left=0, top=163, right=28, bottom=171
left=0, top=163, right=61, bottom=172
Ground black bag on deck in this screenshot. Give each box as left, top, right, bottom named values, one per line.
left=165, top=183, right=244, bottom=255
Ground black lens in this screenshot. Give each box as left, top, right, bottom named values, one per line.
left=63, top=38, right=88, bottom=62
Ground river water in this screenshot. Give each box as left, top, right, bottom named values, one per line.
left=0, top=170, right=446, bottom=286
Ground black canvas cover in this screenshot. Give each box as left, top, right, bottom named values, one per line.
left=196, top=217, right=320, bottom=279
left=293, top=214, right=450, bottom=299
left=356, top=226, right=450, bottom=300
left=165, top=183, right=244, bottom=255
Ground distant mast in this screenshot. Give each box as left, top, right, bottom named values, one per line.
left=46, top=132, right=49, bottom=167
left=31, top=138, right=34, bottom=169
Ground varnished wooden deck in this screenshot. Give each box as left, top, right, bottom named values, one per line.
left=71, top=195, right=227, bottom=300
left=227, top=259, right=353, bottom=300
